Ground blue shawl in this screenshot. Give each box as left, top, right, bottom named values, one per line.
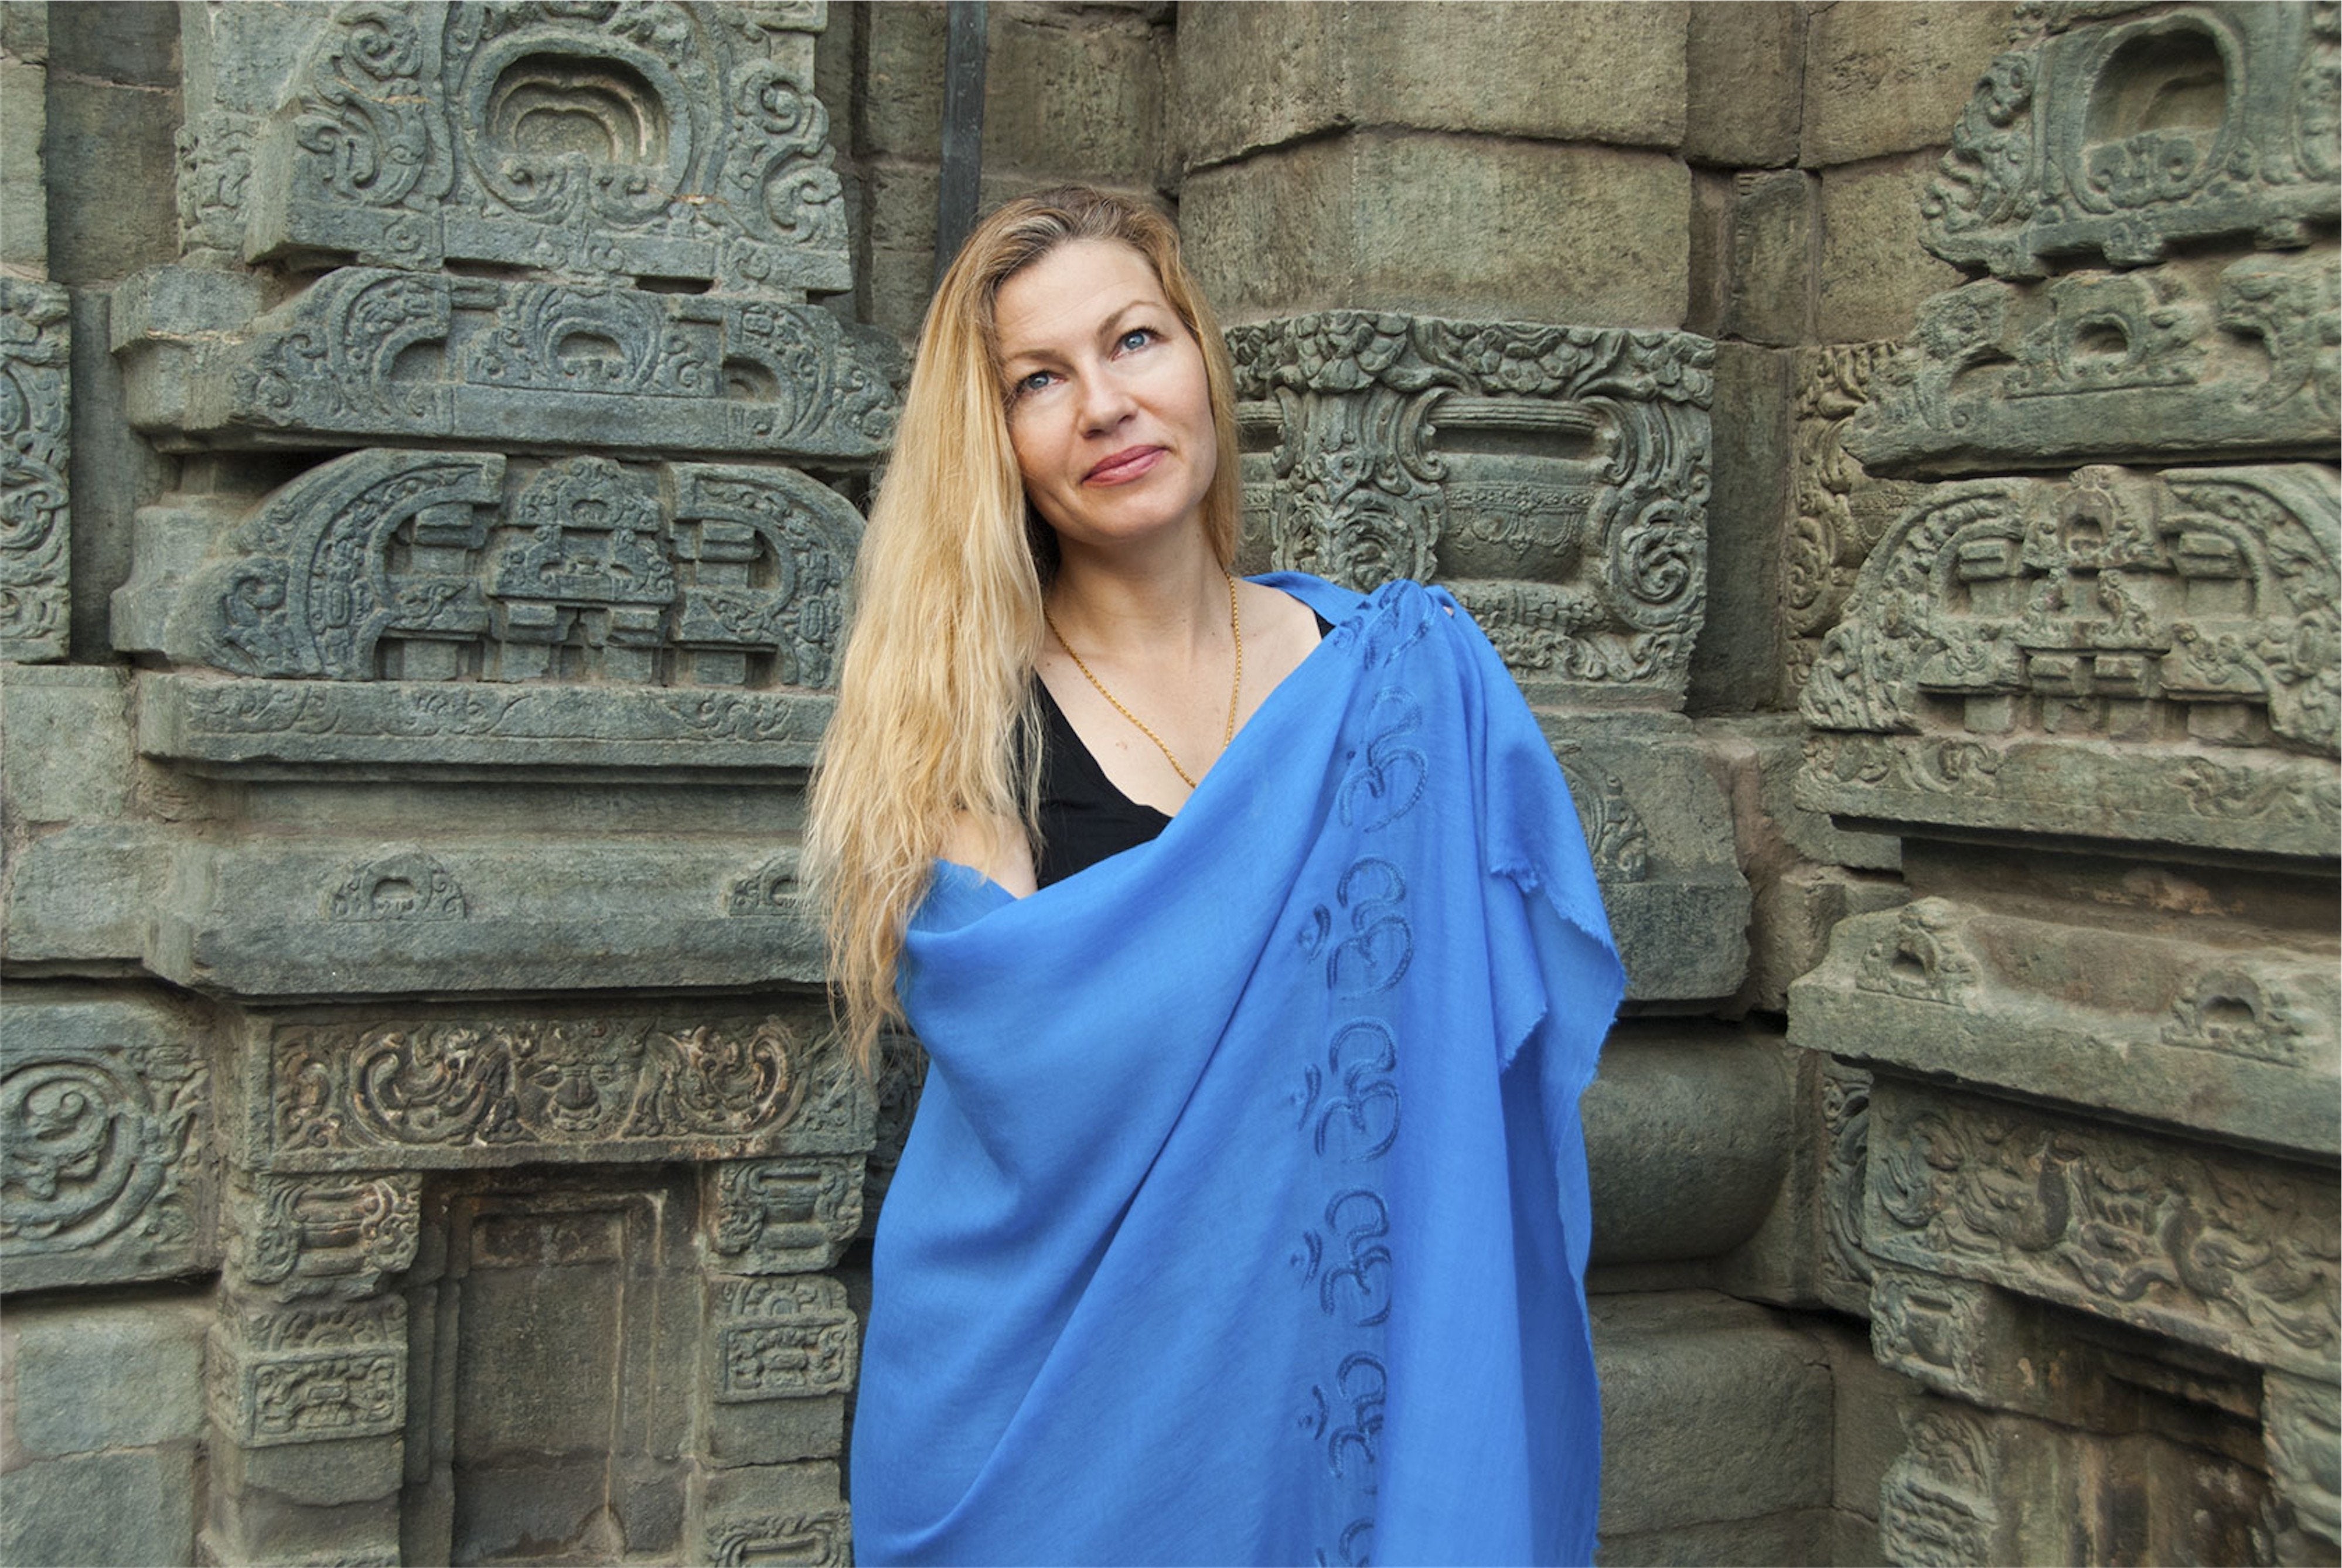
left=852, top=575, right=1625, bottom=1566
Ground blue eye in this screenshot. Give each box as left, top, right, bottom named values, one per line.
left=1011, top=369, right=1057, bottom=399
left=1118, top=328, right=1155, bottom=352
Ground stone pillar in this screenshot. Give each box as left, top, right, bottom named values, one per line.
left=1794, top=4, right=2341, bottom=1561
left=0, top=0, right=67, bottom=662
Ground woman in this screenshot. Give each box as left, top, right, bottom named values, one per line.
left=807, top=187, right=1624, bottom=1566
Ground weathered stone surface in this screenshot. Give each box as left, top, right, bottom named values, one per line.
left=1685, top=1, right=1805, bottom=168
left=984, top=4, right=1167, bottom=188
left=1922, top=1, right=2341, bottom=278
left=1846, top=248, right=2341, bottom=477
left=0, top=1445, right=199, bottom=1568
left=1178, top=1, right=1688, bottom=172
left=210, top=1294, right=408, bottom=1451
left=1598, top=1508, right=1830, bottom=1568
left=0, top=54, right=44, bottom=277
left=0, top=988, right=215, bottom=1291
left=699, top=1460, right=850, bottom=1568
left=1724, top=170, right=1818, bottom=347
left=1692, top=344, right=1789, bottom=715
left=0, top=663, right=128, bottom=821
left=1818, top=152, right=1972, bottom=344
left=7, top=1294, right=209, bottom=1455
left=1584, top=1026, right=1794, bottom=1267
left=45, top=1, right=176, bottom=88
left=1796, top=895, right=2339, bottom=1153
left=1813, top=1058, right=1876, bottom=1316
left=1786, top=342, right=1924, bottom=700
left=710, top=1274, right=857, bottom=1404
left=114, top=265, right=901, bottom=459
left=1863, top=1078, right=2337, bottom=1379
left=1747, top=861, right=1911, bottom=1017
left=708, top=1156, right=863, bottom=1274
left=1802, top=2, right=2019, bottom=168
left=187, top=2, right=846, bottom=292
left=39, top=78, right=180, bottom=284
left=2265, top=1369, right=2342, bottom=1560
left=1591, top=1291, right=1833, bottom=1537
left=0, top=277, right=69, bottom=663
left=1184, top=134, right=1692, bottom=327
left=1229, top=312, right=1713, bottom=708
left=1800, top=464, right=2341, bottom=855
left=0, top=823, right=170, bottom=965
left=118, top=452, right=862, bottom=690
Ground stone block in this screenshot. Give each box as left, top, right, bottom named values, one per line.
left=0, top=56, right=44, bottom=275
left=708, top=1160, right=864, bottom=1274
left=984, top=5, right=1166, bottom=187
left=2265, top=1369, right=2341, bottom=1562
left=1746, top=861, right=1909, bottom=1014
left=70, top=288, right=170, bottom=662
left=1922, top=2, right=2339, bottom=278
left=1723, top=170, right=1816, bottom=347
left=1173, top=1, right=1346, bottom=170
left=1845, top=248, right=2341, bottom=479
left=0, top=823, right=166, bottom=965
left=0, top=1445, right=198, bottom=1568
left=1817, top=152, right=1968, bottom=343
left=204, top=1485, right=400, bottom=1567
left=859, top=1, right=948, bottom=160
left=0, top=2, right=47, bottom=64
left=1591, top=1291, right=1833, bottom=1536
left=8, top=1296, right=208, bottom=1455
left=39, top=81, right=180, bottom=285
left=1598, top=1508, right=1830, bottom=1567
left=698, top=1460, right=850, bottom=1567
left=0, top=278, right=69, bottom=663
left=0, top=987, right=216, bottom=1291
left=1686, top=170, right=1733, bottom=340
left=1813, top=1311, right=1917, bottom=1521
left=210, top=1431, right=403, bottom=1509
left=1184, top=134, right=1690, bottom=327
left=0, top=664, right=130, bottom=822
left=1685, top=2, right=1805, bottom=168
left=1802, top=2, right=2017, bottom=168
left=1712, top=712, right=1900, bottom=874
left=1689, top=343, right=1788, bottom=716
left=1584, top=1025, right=1794, bottom=1266
left=46, top=1, right=176, bottom=88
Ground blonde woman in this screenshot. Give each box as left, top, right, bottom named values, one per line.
left=808, top=188, right=1624, bottom=1566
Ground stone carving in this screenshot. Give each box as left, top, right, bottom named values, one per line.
left=216, top=1296, right=407, bottom=1446
left=707, top=1509, right=853, bottom=1568
left=1799, top=464, right=2340, bottom=851
left=1856, top=899, right=1983, bottom=1005
left=726, top=852, right=799, bottom=917
left=1868, top=1087, right=2340, bottom=1377
left=1228, top=312, right=1712, bottom=705
left=0, top=278, right=70, bottom=663
left=243, top=2, right=848, bottom=292
left=713, top=1275, right=857, bottom=1400
left=141, top=673, right=834, bottom=772
left=2263, top=1369, right=2342, bottom=1554
left=709, top=1155, right=863, bottom=1272
left=1870, top=1266, right=2000, bottom=1402
left=0, top=1035, right=210, bottom=1291
left=1788, top=343, right=1923, bottom=694
left=117, top=266, right=898, bottom=459
left=2161, top=963, right=2323, bottom=1065
left=1880, top=1406, right=2001, bottom=1567
left=1921, top=3, right=2341, bottom=278
left=235, top=1172, right=422, bottom=1300
left=158, top=452, right=862, bottom=689
left=175, top=114, right=256, bottom=262
left=325, top=851, right=468, bottom=922
left=1554, top=755, right=1652, bottom=884
left=255, top=1008, right=868, bottom=1170
left=1818, top=1061, right=1876, bottom=1311
left=1847, top=251, right=2341, bottom=475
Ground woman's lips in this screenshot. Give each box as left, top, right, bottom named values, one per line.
left=1085, top=445, right=1165, bottom=485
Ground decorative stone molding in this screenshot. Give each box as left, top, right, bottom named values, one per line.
left=1788, top=342, right=1922, bottom=694
left=1798, top=463, right=2340, bottom=854
left=0, top=277, right=69, bottom=663
left=1866, top=1082, right=2338, bottom=1379
left=1228, top=312, right=1713, bottom=709
left=212, top=1294, right=408, bottom=1447
left=706, top=1508, right=852, bottom=1568
left=114, top=265, right=898, bottom=459
left=1846, top=250, right=2340, bottom=476
left=1922, top=2, right=2340, bottom=279
left=1816, top=1060, right=1875, bottom=1314
left=213, top=1, right=847, bottom=292
left=1, top=996, right=214, bottom=1291
left=131, top=452, right=860, bottom=690
left=324, top=851, right=468, bottom=922
left=713, top=1274, right=858, bottom=1402
left=1880, top=1405, right=2003, bottom=1567
left=246, top=1006, right=869, bottom=1172
left=2264, top=1369, right=2342, bottom=1556
left=708, top=1155, right=863, bottom=1273
left=231, top=1172, right=422, bottom=1301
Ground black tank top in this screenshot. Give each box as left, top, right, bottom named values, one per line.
left=1028, top=611, right=1331, bottom=888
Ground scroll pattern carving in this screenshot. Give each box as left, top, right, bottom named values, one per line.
left=707, top=1509, right=852, bottom=1568
left=0, top=279, right=70, bottom=663
left=164, top=452, right=861, bottom=690
left=1228, top=312, right=1712, bottom=704
left=1788, top=344, right=1921, bottom=696
left=254, top=2, right=848, bottom=291
left=1868, top=1088, right=2340, bottom=1377
left=325, top=852, right=468, bottom=922
left=1922, top=3, right=2340, bottom=278
left=1880, top=1407, right=2001, bottom=1567
left=0, top=1038, right=209, bottom=1289
left=1817, top=1061, right=1876, bottom=1311
left=235, top=1172, right=422, bottom=1300
left=708, top=1155, right=862, bottom=1273
left=713, top=1275, right=857, bottom=1401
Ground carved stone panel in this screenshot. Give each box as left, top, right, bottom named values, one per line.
left=1228, top=312, right=1713, bottom=710
left=1866, top=1079, right=2338, bottom=1380
left=1799, top=463, right=2340, bottom=855
left=1788, top=343, right=1924, bottom=698
left=114, top=265, right=898, bottom=459
left=1816, top=1059, right=1876, bottom=1315
left=1921, top=2, right=2340, bottom=279
left=706, top=1507, right=852, bottom=1568
left=2264, top=1368, right=2341, bottom=1559
left=0, top=277, right=69, bottom=663
left=1846, top=249, right=2340, bottom=477
left=240, top=1003, right=871, bottom=1174
left=211, top=1294, right=408, bottom=1447
left=711, top=1274, right=857, bottom=1402
left=1, top=993, right=215, bottom=1292
left=124, top=452, right=861, bottom=690
left=707, top=1156, right=862, bottom=1274
left=230, top=1171, right=422, bottom=1301
left=192, top=1, right=847, bottom=292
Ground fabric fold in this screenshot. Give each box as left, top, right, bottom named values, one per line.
left=853, top=574, right=1625, bottom=1567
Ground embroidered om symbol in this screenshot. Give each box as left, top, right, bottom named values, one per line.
left=1314, top=1020, right=1399, bottom=1161
left=1320, top=1189, right=1392, bottom=1326
left=1327, top=1352, right=1387, bottom=1482
left=1325, top=858, right=1411, bottom=996
left=1337, top=686, right=1427, bottom=834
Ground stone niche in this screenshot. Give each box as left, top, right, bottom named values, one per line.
left=1229, top=312, right=1750, bottom=1003
left=1792, top=4, right=2340, bottom=1563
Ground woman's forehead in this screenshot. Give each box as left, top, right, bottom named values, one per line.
left=993, top=240, right=1170, bottom=356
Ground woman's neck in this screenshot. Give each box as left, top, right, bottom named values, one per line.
left=1044, top=533, right=1228, bottom=663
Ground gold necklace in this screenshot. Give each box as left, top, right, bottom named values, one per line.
left=1043, top=571, right=1242, bottom=790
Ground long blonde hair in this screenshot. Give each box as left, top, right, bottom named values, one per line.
left=805, top=186, right=1243, bottom=1073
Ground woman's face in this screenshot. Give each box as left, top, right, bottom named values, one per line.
left=991, top=238, right=1217, bottom=561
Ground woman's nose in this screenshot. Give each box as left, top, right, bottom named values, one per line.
left=1076, top=368, right=1136, bottom=434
